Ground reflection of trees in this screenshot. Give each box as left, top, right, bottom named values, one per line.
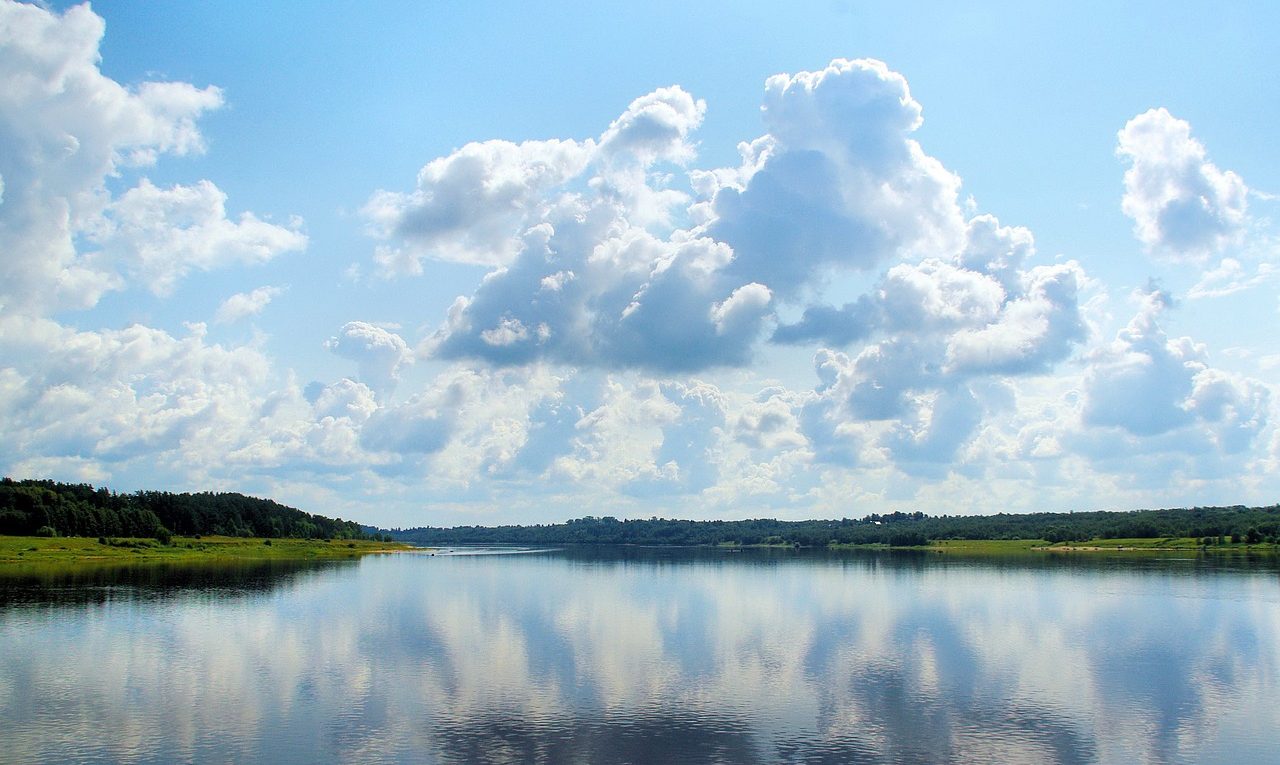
left=1, top=552, right=1276, bottom=763
left=429, top=710, right=763, bottom=765
left=0, top=559, right=346, bottom=607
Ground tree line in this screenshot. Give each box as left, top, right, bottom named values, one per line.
left=0, top=478, right=379, bottom=541
left=389, top=505, right=1280, bottom=548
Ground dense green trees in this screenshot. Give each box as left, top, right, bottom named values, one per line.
left=0, top=478, right=372, bottom=541
left=7, top=476, right=1276, bottom=549
left=390, top=505, right=1280, bottom=548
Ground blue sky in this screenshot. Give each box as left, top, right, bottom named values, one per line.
left=2, top=1, right=1278, bottom=527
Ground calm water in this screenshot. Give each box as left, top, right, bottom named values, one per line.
left=1, top=548, right=1277, bottom=765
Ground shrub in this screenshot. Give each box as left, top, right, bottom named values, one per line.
left=34, top=525, right=57, bottom=538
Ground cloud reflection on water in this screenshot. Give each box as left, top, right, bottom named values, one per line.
left=0, top=551, right=1277, bottom=764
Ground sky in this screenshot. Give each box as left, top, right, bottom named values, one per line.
left=1, top=1, right=1278, bottom=528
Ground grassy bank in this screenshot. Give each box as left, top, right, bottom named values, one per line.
left=839, top=538, right=1279, bottom=554
left=0, top=535, right=415, bottom=565
left=1039, top=536, right=1277, bottom=552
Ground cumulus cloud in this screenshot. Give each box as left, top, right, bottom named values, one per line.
left=215, top=285, right=286, bottom=324
left=370, top=59, right=1097, bottom=483
left=1082, top=288, right=1269, bottom=449
left=1186, top=369, right=1270, bottom=455
left=944, top=261, right=1088, bottom=376
left=398, top=59, right=1041, bottom=377
left=0, top=2, right=303, bottom=314
left=734, top=387, right=806, bottom=452
left=5, top=9, right=1273, bottom=522
left=771, top=297, right=878, bottom=346
left=94, top=180, right=306, bottom=295
left=597, top=86, right=706, bottom=168
left=552, top=378, right=676, bottom=490
left=361, top=391, right=457, bottom=456
left=883, top=387, right=985, bottom=477
left=324, top=322, right=412, bottom=395
left=775, top=216, right=1085, bottom=373
left=362, top=139, right=592, bottom=273
left=1117, top=108, right=1248, bottom=261
left=622, top=381, right=726, bottom=496
left=0, top=314, right=272, bottom=475
left=361, top=85, right=708, bottom=277
left=425, top=227, right=773, bottom=372
left=773, top=215, right=1086, bottom=475
left=707, top=58, right=965, bottom=297
left=797, top=362, right=864, bottom=467
left=1082, top=289, right=1201, bottom=436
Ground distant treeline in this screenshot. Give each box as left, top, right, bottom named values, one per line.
left=390, top=505, right=1280, bottom=548
left=0, top=478, right=378, bottom=541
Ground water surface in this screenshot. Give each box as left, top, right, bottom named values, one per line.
left=1, top=548, right=1276, bottom=764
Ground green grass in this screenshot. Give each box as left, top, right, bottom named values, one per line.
left=822, top=539, right=1046, bottom=553
left=926, top=539, right=1046, bottom=553
left=0, top=535, right=414, bottom=566
left=929, top=537, right=1277, bottom=554
left=1043, top=537, right=1277, bottom=552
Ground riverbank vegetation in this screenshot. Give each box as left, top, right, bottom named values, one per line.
left=390, top=505, right=1280, bottom=551
left=6, top=478, right=1276, bottom=557
left=0, top=478, right=392, bottom=542
left=0, top=534, right=410, bottom=565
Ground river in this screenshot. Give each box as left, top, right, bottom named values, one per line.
left=1, top=547, right=1276, bottom=764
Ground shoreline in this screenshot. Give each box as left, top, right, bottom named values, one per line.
left=0, top=535, right=416, bottom=567
left=3, top=534, right=1274, bottom=569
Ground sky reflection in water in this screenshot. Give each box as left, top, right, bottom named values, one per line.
left=1, top=549, right=1277, bottom=764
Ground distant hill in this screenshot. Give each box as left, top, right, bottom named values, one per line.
left=389, top=505, right=1280, bottom=548
left=0, top=478, right=376, bottom=541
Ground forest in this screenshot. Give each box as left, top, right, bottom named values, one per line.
left=390, top=505, right=1280, bottom=548
left=0, top=478, right=379, bottom=541
left=6, top=476, right=1277, bottom=549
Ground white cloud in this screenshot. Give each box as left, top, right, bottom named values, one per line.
left=772, top=217, right=1087, bottom=474
left=362, top=85, right=708, bottom=278
left=0, top=314, right=272, bottom=477
left=711, top=283, right=772, bottom=335
left=553, top=377, right=673, bottom=489
left=3, top=8, right=1276, bottom=524
left=1186, top=369, right=1270, bottom=455
left=0, top=2, right=301, bottom=314
left=878, top=259, right=1004, bottom=333
left=734, top=387, right=806, bottom=452
left=883, top=387, right=985, bottom=477
left=324, top=322, right=412, bottom=396
left=944, top=262, right=1088, bottom=376
left=215, top=285, right=286, bottom=324
left=707, top=58, right=965, bottom=297
left=1081, top=288, right=1270, bottom=453
left=1117, top=108, right=1248, bottom=262
left=427, top=226, right=772, bottom=372
left=622, top=381, right=726, bottom=496
left=94, top=180, right=306, bottom=296
left=597, top=86, right=706, bottom=167
left=1187, top=258, right=1276, bottom=299
left=409, top=60, right=1017, bottom=377
left=362, top=138, right=592, bottom=273
left=480, top=317, right=533, bottom=348
left=1082, top=289, right=1201, bottom=436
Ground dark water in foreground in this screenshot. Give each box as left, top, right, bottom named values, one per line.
left=1, top=548, right=1277, bottom=764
